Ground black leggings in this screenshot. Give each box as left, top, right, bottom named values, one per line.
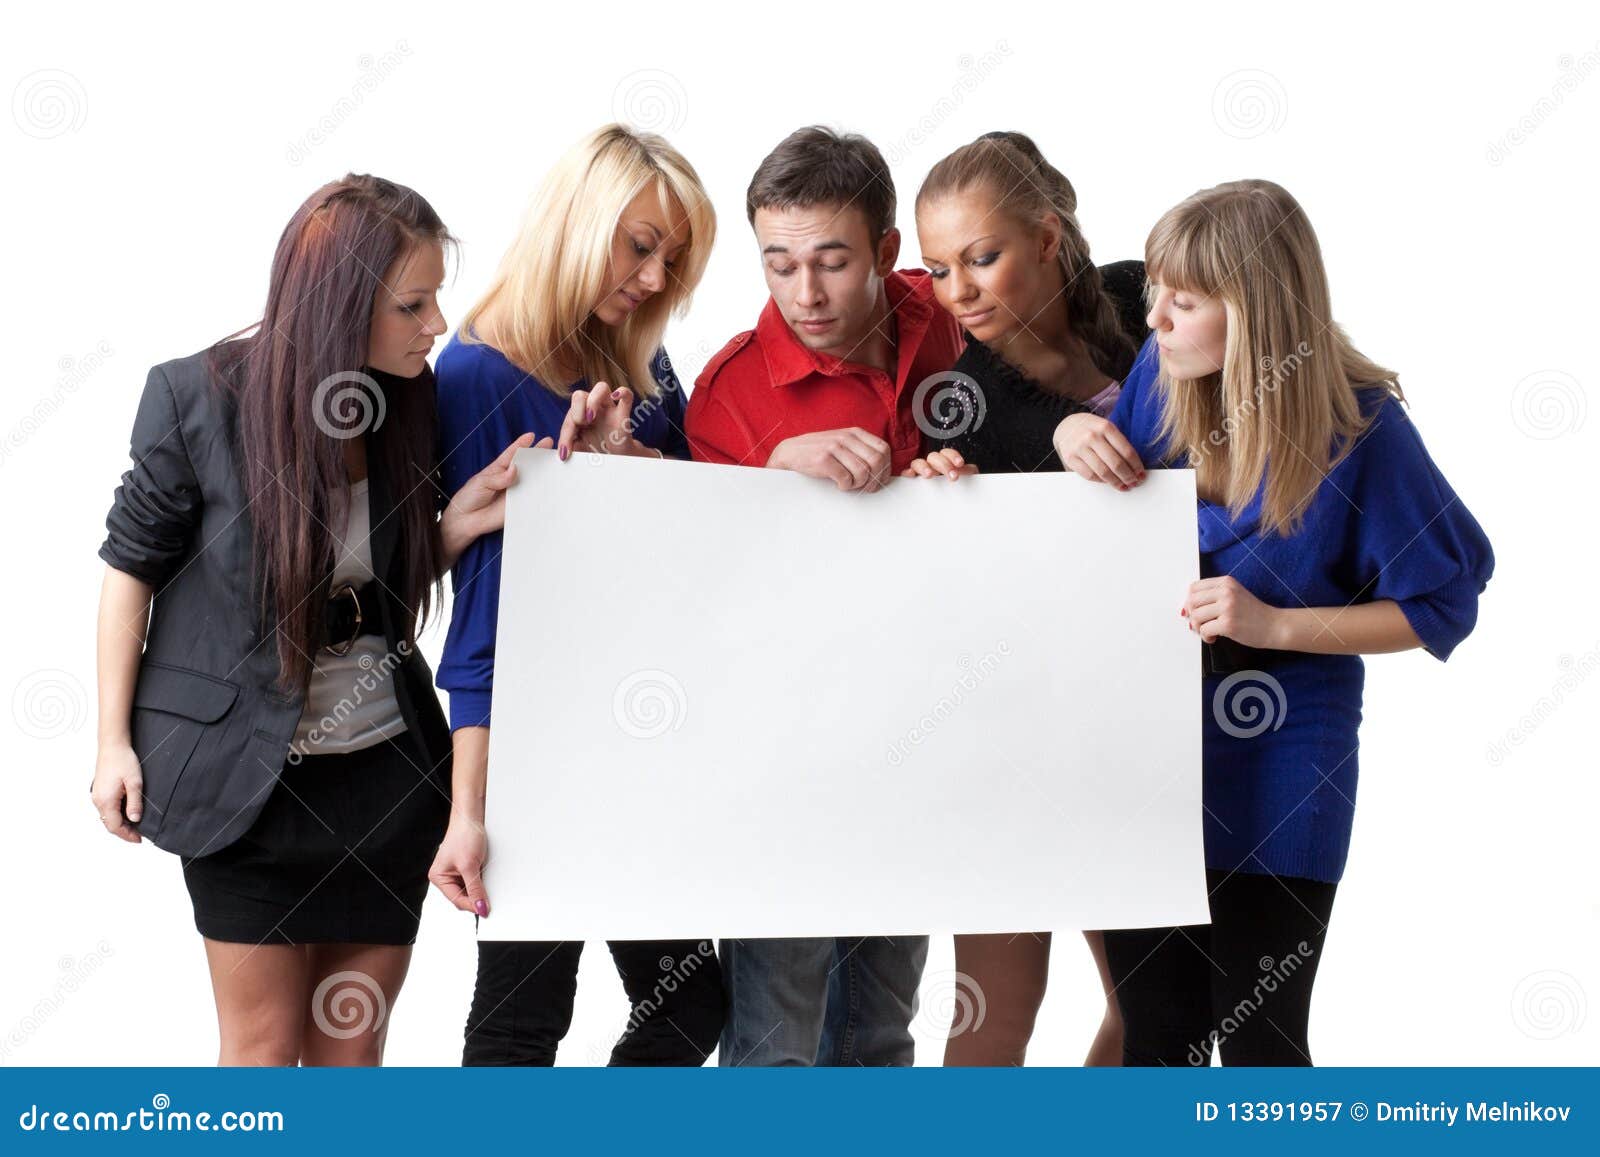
left=1102, top=869, right=1337, bottom=1066
left=463, top=939, right=724, bottom=1066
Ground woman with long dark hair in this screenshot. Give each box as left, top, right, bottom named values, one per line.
left=92, top=174, right=544, bottom=1065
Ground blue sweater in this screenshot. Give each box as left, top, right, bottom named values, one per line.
left=434, top=331, right=689, bottom=730
left=1110, top=336, right=1494, bottom=883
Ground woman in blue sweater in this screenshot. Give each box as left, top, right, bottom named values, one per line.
left=1056, top=179, right=1493, bottom=1065
left=429, top=124, right=722, bottom=1065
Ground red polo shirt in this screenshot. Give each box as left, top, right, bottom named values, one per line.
left=685, top=269, right=963, bottom=473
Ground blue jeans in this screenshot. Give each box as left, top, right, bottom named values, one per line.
left=718, top=936, right=929, bottom=1066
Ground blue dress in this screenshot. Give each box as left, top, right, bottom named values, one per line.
left=1110, top=336, right=1495, bottom=882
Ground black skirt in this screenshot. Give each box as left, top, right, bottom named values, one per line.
left=181, top=732, right=449, bottom=945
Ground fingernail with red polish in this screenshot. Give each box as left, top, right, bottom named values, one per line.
left=586, top=409, right=594, bottom=422
left=475, top=899, right=488, bottom=917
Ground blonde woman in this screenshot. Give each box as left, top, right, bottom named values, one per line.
left=427, top=124, right=723, bottom=1065
left=1059, top=180, right=1493, bottom=1064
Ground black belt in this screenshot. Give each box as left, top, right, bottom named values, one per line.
left=323, top=580, right=384, bottom=655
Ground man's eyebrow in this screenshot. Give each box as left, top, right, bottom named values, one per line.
left=761, top=239, right=852, bottom=256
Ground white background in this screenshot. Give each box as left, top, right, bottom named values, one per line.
left=2, top=0, right=1595, bottom=1065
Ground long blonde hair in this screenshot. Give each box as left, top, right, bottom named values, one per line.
left=460, top=124, right=715, bottom=396
left=1145, top=179, right=1401, bottom=536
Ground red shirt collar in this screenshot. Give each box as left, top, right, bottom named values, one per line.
left=754, top=269, right=937, bottom=389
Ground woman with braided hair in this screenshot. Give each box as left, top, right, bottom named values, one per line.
left=908, top=131, right=1151, bottom=1065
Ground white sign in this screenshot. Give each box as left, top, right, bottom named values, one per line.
left=480, top=451, right=1207, bottom=940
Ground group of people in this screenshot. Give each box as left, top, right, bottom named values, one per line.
left=92, top=122, right=1494, bottom=1068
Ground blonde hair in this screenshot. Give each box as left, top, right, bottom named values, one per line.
left=460, top=124, right=715, bottom=396
left=1144, top=179, right=1401, bottom=536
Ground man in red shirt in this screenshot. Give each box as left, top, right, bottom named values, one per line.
left=686, top=127, right=964, bottom=490
left=686, top=127, right=961, bottom=1067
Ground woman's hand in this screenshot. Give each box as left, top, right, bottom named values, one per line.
left=901, top=448, right=979, bottom=481
left=428, top=814, right=490, bottom=917
left=1182, top=576, right=1283, bottom=649
left=1053, top=413, right=1145, bottom=489
left=441, top=433, right=553, bottom=567
left=557, top=382, right=663, bottom=461
left=91, top=741, right=144, bottom=843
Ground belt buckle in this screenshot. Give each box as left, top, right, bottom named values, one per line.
left=328, top=583, right=362, bottom=656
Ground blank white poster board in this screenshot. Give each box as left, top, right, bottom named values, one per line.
left=479, top=450, right=1207, bottom=940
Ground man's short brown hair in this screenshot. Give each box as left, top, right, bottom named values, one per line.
left=745, top=126, right=897, bottom=241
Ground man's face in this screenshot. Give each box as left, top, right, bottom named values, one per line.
left=753, top=202, right=899, bottom=362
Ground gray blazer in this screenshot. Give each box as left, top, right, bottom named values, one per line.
left=98, top=350, right=453, bottom=857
